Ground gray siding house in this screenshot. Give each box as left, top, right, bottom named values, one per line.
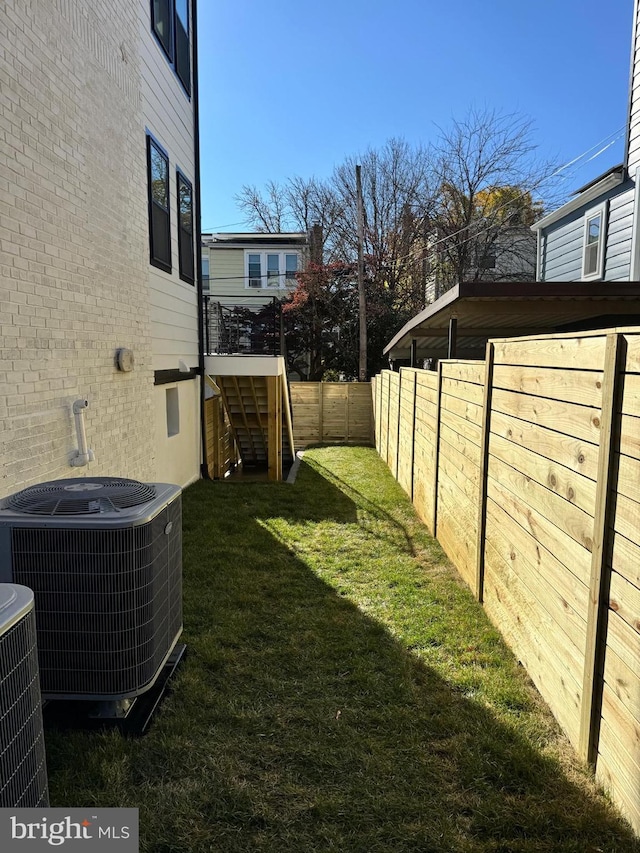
left=533, top=3, right=640, bottom=282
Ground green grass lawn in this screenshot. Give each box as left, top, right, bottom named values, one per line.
left=45, top=447, right=639, bottom=852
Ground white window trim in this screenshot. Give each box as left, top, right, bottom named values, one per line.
left=581, top=202, right=607, bottom=281
left=244, top=250, right=300, bottom=290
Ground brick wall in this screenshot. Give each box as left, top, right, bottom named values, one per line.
left=0, top=0, right=174, bottom=496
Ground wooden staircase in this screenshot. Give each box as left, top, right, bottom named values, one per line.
left=214, top=373, right=295, bottom=480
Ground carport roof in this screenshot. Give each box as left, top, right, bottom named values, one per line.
left=383, top=282, right=640, bottom=361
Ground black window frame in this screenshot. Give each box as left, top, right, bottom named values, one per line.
left=177, top=169, right=195, bottom=284
left=174, top=0, right=191, bottom=96
left=147, top=134, right=172, bottom=274
left=151, top=0, right=173, bottom=62
left=150, top=0, right=191, bottom=97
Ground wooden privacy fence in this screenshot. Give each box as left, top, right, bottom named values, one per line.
left=290, top=382, right=373, bottom=450
left=373, top=329, right=640, bottom=836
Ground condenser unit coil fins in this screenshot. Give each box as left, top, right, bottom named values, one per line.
left=0, top=583, right=49, bottom=808
left=0, top=478, right=183, bottom=702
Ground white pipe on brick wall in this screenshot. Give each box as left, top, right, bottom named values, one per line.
left=70, top=399, right=95, bottom=467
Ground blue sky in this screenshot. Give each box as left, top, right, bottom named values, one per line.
left=198, top=0, right=633, bottom=232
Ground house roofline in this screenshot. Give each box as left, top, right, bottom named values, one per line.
left=202, top=232, right=308, bottom=243
left=530, top=166, right=626, bottom=232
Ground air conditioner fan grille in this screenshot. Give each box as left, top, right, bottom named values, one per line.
left=7, top=478, right=157, bottom=516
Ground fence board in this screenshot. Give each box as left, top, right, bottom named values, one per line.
left=483, top=519, right=586, bottom=680
left=291, top=382, right=373, bottom=448
left=397, top=371, right=416, bottom=497
left=485, top=498, right=589, bottom=631
left=622, top=332, right=640, bottom=372
left=488, top=455, right=594, bottom=557
left=440, top=375, right=485, bottom=406
left=492, top=387, right=602, bottom=445
left=483, top=540, right=583, bottom=745
left=372, top=327, right=640, bottom=836
left=603, top=646, right=640, bottom=724
left=436, top=499, right=477, bottom=588
left=438, top=449, right=479, bottom=502
left=440, top=391, right=484, bottom=426
left=440, top=360, right=485, bottom=384
left=387, top=373, right=400, bottom=476
left=490, top=432, right=597, bottom=516
left=491, top=410, right=599, bottom=480
left=493, top=334, right=607, bottom=370
left=493, top=364, right=605, bottom=407
left=597, top=688, right=640, bottom=834
left=486, top=474, right=592, bottom=585
left=611, top=531, right=640, bottom=589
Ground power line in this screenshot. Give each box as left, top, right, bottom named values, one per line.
left=201, top=220, right=247, bottom=231
left=376, top=126, right=628, bottom=269
left=201, top=123, right=630, bottom=277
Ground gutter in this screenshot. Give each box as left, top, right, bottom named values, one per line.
left=192, top=0, right=210, bottom=480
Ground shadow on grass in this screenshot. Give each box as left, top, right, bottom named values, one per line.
left=44, top=456, right=639, bottom=853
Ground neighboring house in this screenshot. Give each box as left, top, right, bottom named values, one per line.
left=201, top=232, right=308, bottom=300
left=1, top=0, right=202, bottom=496
left=201, top=232, right=309, bottom=355
left=424, top=224, right=537, bottom=303
left=532, top=4, right=640, bottom=281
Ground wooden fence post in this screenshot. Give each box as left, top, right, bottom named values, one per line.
left=371, top=376, right=377, bottom=449
left=395, top=371, right=402, bottom=480
left=319, top=382, right=324, bottom=444
left=345, top=383, right=350, bottom=441
left=432, top=361, right=444, bottom=536
left=386, top=372, right=392, bottom=468
left=410, top=370, right=418, bottom=502
left=475, top=343, right=495, bottom=603
left=578, top=332, right=625, bottom=766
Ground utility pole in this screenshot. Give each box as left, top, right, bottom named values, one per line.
left=356, top=164, right=367, bottom=382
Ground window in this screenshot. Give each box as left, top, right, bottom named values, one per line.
left=267, top=253, right=280, bottom=285
left=151, top=0, right=173, bottom=60
left=582, top=205, right=606, bottom=280
left=151, top=0, right=191, bottom=95
left=147, top=135, right=171, bottom=272
left=244, top=251, right=300, bottom=289
left=166, top=387, right=180, bottom=437
left=247, top=254, right=262, bottom=288
left=285, top=254, right=299, bottom=281
left=202, top=256, right=209, bottom=293
left=177, top=171, right=194, bottom=283
left=174, top=0, right=190, bottom=94
left=476, top=249, right=496, bottom=270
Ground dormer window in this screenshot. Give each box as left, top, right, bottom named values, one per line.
left=582, top=204, right=606, bottom=280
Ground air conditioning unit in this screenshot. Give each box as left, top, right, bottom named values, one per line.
left=0, top=478, right=183, bottom=711
left=0, top=583, right=49, bottom=807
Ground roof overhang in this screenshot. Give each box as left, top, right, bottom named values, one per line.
left=202, top=232, right=308, bottom=248
left=384, top=281, right=640, bottom=361
left=530, top=166, right=626, bottom=232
